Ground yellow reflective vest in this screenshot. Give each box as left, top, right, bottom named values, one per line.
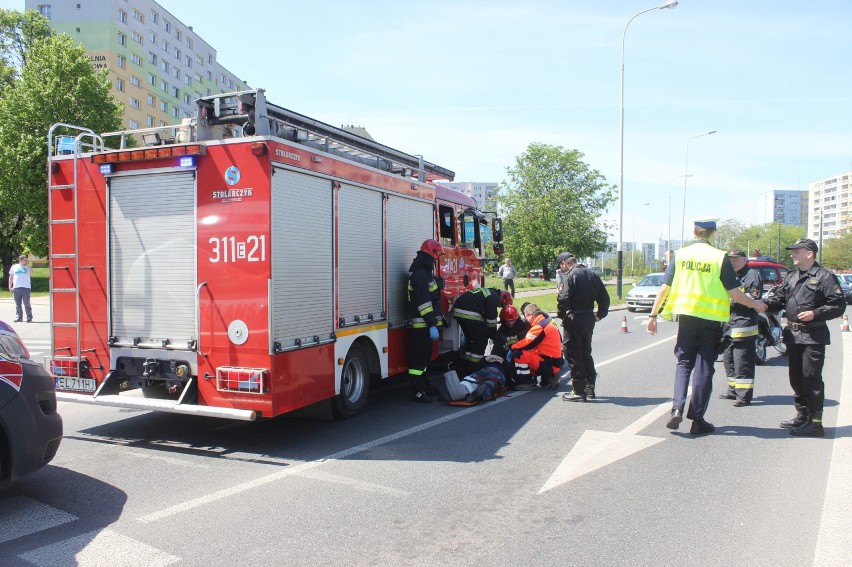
left=662, top=242, right=731, bottom=322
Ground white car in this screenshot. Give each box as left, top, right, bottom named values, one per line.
left=626, top=273, right=665, bottom=312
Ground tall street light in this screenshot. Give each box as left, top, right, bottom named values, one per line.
left=680, top=130, right=717, bottom=245
left=616, top=0, right=678, bottom=299
left=667, top=174, right=691, bottom=261
left=632, top=202, right=650, bottom=275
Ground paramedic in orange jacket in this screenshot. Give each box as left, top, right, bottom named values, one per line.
left=509, top=303, right=564, bottom=390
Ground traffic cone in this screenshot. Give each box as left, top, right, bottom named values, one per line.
left=620, top=315, right=629, bottom=334
left=842, top=314, right=850, bottom=332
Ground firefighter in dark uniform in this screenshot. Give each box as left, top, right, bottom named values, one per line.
left=720, top=249, right=763, bottom=406
left=407, top=239, right=445, bottom=403
left=646, top=220, right=767, bottom=435
left=452, top=287, right=512, bottom=376
left=763, top=238, right=846, bottom=437
left=492, top=305, right=531, bottom=359
left=557, top=253, right=610, bottom=402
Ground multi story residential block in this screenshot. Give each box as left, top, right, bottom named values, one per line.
left=760, top=190, right=807, bottom=227
left=26, top=0, right=248, bottom=130
left=808, top=172, right=852, bottom=240
left=440, top=182, right=498, bottom=210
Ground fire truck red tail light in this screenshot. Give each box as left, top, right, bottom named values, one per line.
left=251, top=142, right=267, bottom=156
left=216, top=367, right=268, bottom=395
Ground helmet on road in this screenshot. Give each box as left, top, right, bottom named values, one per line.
left=500, top=305, right=519, bottom=323
left=419, top=239, right=444, bottom=259
left=500, top=290, right=513, bottom=306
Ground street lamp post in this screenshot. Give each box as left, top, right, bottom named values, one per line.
left=680, top=130, right=717, bottom=245
left=667, top=174, right=691, bottom=261
left=631, top=202, right=650, bottom=275
left=616, top=0, right=678, bottom=299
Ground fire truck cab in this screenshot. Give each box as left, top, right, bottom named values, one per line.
left=46, top=89, right=501, bottom=421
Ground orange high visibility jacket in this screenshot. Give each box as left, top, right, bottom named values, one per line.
left=511, top=313, right=562, bottom=358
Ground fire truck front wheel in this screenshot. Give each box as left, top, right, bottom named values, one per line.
left=333, top=344, right=371, bottom=419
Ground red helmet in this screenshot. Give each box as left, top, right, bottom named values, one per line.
left=500, top=290, right=513, bottom=306
left=419, top=239, right=444, bottom=259
left=500, top=305, right=519, bottom=323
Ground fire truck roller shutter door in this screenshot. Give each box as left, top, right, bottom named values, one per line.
left=386, top=195, right=436, bottom=328
left=109, top=171, right=197, bottom=347
left=271, top=169, right=334, bottom=348
left=338, top=184, right=383, bottom=325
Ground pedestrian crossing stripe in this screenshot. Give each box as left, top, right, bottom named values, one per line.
left=0, top=496, right=77, bottom=544
left=19, top=528, right=181, bottom=566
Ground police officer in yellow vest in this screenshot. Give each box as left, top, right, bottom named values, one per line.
left=646, top=220, right=767, bottom=435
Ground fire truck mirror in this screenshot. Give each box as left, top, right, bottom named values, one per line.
left=493, top=243, right=505, bottom=255
left=491, top=218, right=503, bottom=242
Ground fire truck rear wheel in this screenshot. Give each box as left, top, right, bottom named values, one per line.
left=333, top=344, right=371, bottom=419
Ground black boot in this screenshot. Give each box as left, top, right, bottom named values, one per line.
left=791, top=411, right=824, bottom=437
left=780, top=404, right=808, bottom=429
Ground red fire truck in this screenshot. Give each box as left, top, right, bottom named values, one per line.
left=46, top=89, right=502, bottom=421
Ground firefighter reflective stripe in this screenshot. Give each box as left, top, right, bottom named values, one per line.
left=735, top=377, right=755, bottom=389
left=408, top=367, right=426, bottom=376
left=486, top=318, right=498, bottom=327
left=731, top=325, right=758, bottom=338
left=454, top=308, right=485, bottom=322
left=417, top=301, right=433, bottom=316
left=464, top=351, right=484, bottom=364
left=109, top=171, right=196, bottom=347
left=387, top=196, right=435, bottom=328
left=515, top=362, right=531, bottom=378
left=429, top=282, right=438, bottom=292
left=410, top=316, right=443, bottom=328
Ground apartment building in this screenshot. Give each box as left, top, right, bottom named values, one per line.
left=808, top=172, right=852, bottom=240
left=440, top=182, right=498, bottom=210
left=759, top=189, right=807, bottom=227
left=26, top=0, right=248, bottom=130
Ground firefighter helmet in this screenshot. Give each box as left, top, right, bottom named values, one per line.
left=419, top=239, right=444, bottom=259
left=500, top=290, right=513, bottom=306
left=500, top=305, right=519, bottom=323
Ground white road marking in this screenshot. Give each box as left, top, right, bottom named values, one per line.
left=813, top=331, right=852, bottom=566
left=595, top=334, right=676, bottom=369
left=0, top=496, right=77, bottom=544
left=137, top=392, right=523, bottom=523
left=19, top=528, right=180, bottom=566
left=298, top=470, right=410, bottom=495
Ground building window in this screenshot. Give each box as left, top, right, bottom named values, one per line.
left=160, top=60, right=169, bottom=72
left=172, top=107, right=180, bottom=118
left=130, top=75, right=141, bottom=87
left=175, top=48, right=182, bottom=61
left=150, top=10, right=158, bottom=24
left=38, top=4, right=52, bottom=18
left=159, top=120, right=167, bottom=127
left=175, top=29, right=181, bottom=41
left=129, top=97, right=141, bottom=110
left=183, top=93, right=192, bottom=104
left=130, top=53, right=142, bottom=66
left=117, top=54, right=126, bottom=68
left=148, top=52, right=157, bottom=65
left=132, top=31, right=143, bottom=45
left=147, top=73, right=155, bottom=85
left=115, top=78, right=124, bottom=91
left=163, top=19, right=170, bottom=33
left=146, top=115, right=154, bottom=127
left=147, top=94, right=155, bottom=106
left=159, top=100, right=167, bottom=112
left=184, top=74, right=192, bottom=85
left=173, top=67, right=180, bottom=79
left=195, top=72, right=202, bottom=84
left=172, top=86, right=180, bottom=98
left=117, top=32, right=126, bottom=46
left=118, top=8, right=127, bottom=23
left=195, top=54, right=204, bottom=67
left=207, top=71, right=212, bottom=82
left=132, top=9, right=144, bottom=23
left=162, top=40, right=169, bottom=53
left=185, top=55, right=192, bottom=68
left=149, top=32, right=158, bottom=44
left=129, top=119, right=139, bottom=129
left=186, top=37, right=193, bottom=49
left=160, top=80, right=168, bottom=93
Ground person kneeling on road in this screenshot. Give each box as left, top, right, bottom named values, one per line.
left=509, top=303, right=564, bottom=390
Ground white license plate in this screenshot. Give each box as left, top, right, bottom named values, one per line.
left=56, top=376, right=97, bottom=392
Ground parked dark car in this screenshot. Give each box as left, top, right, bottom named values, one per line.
left=834, top=274, right=852, bottom=305
left=0, top=320, right=63, bottom=481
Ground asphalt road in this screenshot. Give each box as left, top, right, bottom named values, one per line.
left=1, top=298, right=850, bottom=566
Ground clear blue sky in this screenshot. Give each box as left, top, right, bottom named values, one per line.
left=4, top=0, right=851, bottom=244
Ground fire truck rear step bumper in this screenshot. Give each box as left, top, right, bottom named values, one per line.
left=55, top=392, right=257, bottom=421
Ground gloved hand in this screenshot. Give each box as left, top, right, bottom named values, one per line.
left=428, top=326, right=439, bottom=341
left=506, top=349, right=514, bottom=362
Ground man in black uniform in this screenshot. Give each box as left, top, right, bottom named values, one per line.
left=452, top=287, right=512, bottom=376
left=407, top=239, right=445, bottom=403
left=764, top=239, right=846, bottom=436
left=491, top=305, right=531, bottom=359
left=556, top=253, right=610, bottom=402
left=720, top=249, right=763, bottom=406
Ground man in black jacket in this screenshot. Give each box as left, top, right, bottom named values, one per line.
left=763, top=239, right=846, bottom=436
left=407, top=239, right=445, bottom=403
left=452, top=287, right=512, bottom=376
left=557, top=253, right=610, bottom=402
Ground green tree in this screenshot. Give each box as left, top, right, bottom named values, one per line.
left=715, top=220, right=805, bottom=269
left=821, top=231, right=852, bottom=270
left=0, top=9, right=122, bottom=285
left=497, top=143, right=614, bottom=279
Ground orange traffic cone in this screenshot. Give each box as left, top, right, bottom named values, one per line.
left=620, top=315, right=629, bottom=334
left=842, top=314, right=850, bottom=332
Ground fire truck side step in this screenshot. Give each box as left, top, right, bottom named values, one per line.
left=51, top=184, right=74, bottom=190
left=51, top=254, right=77, bottom=259
left=50, top=219, right=76, bottom=225
left=52, top=322, right=79, bottom=328
left=52, top=288, right=78, bottom=293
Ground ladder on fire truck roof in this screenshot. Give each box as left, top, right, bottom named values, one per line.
left=193, top=88, right=456, bottom=183
left=45, top=124, right=105, bottom=381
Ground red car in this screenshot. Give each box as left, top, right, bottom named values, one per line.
left=748, top=259, right=789, bottom=292
left=0, top=320, right=63, bottom=481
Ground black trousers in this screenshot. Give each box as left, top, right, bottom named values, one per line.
left=673, top=315, right=723, bottom=421
left=786, top=342, right=826, bottom=414
left=408, top=327, right=433, bottom=392
left=722, top=337, right=756, bottom=402
left=457, top=319, right=489, bottom=376
left=564, top=320, right=597, bottom=392
left=503, top=278, right=515, bottom=297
